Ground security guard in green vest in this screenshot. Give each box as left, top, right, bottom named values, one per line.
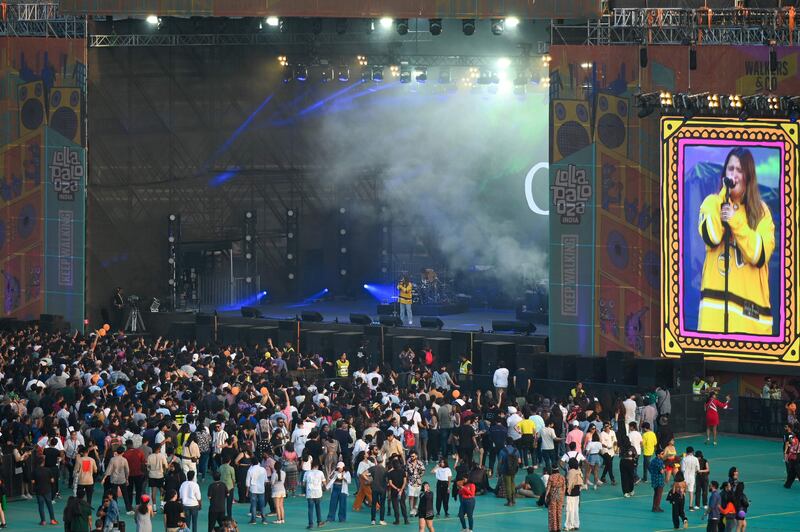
left=336, top=353, right=350, bottom=378
left=458, top=355, right=472, bottom=376
left=692, top=376, right=708, bottom=395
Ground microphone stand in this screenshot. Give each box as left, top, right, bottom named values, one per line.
left=723, top=185, right=730, bottom=333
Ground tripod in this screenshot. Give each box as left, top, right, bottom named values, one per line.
left=125, top=303, right=146, bottom=333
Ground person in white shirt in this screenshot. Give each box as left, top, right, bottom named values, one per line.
left=305, top=463, right=327, bottom=528
left=627, top=422, right=643, bottom=483
left=178, top=470, right=202, bottom=532
left=245, top=458, right=268, bottom=524
left=493, top=366, right=510, bottom=401
left=326, top=462, right=352, bottom=523
left=506, top=407, right=523, bottom=442
left=365, top=369, right=383, bottom=391
left=623, top=394, right=638, bottom=433
left=559, top=442, right=586, bottom=472
left=681, top=446, right=700, bottom=511
left=598, top=423, right=618, bottom=485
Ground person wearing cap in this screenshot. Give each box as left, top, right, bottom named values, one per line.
left=135, top=494, right=155, bottom=532
left=326, top=461, right=351, bottom=523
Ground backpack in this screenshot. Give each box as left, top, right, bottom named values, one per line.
left=504, top=446, right=519, bottom=475
left=404, top=430, right=416, bottom=448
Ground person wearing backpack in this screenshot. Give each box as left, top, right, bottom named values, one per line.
left=498, top=438, right=521, bottom=506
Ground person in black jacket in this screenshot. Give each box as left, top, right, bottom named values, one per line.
left=417, top=482, right=435, bottom=532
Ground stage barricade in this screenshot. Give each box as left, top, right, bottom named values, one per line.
left=738, top=396, right=785, bottom=438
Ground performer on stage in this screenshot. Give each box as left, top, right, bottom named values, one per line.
left=397, top=276, right=414, bottom=325
left=697, top=147, right=775, bottom=335
left=111, top=287, right=125, bottom=331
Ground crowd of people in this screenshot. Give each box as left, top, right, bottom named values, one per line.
left=0, top=325, right=776, bottom=532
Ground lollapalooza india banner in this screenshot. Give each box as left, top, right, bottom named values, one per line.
left=549, top=44, right=800, bottom=365
left=0, top=38, right=87, bottom=330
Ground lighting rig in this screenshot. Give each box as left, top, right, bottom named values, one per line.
left=637, top=91, right=800, bottom=122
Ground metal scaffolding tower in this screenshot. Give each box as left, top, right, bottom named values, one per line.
left=0, top=2, right=85, bottom=38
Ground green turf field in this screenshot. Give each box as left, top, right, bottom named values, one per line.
left=5, top=434, right=795, bottom=532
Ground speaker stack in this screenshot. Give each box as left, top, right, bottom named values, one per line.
left=480, top=341, right=516, bottom=374
left=637, top=357, right=677, bottom=389
left=552, top=100, right=593, bottom=162
left=546, top=353, right=578, bottom=381
left=606, top=350, right=637, bottom=385
left=576, top=357, right=606, bottom=383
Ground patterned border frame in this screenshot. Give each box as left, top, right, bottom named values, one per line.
left=660, top=117, right=800, bottom=364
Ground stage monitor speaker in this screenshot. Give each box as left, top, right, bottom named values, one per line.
left=49, top=87, right=82, bottom=145
left=196, top=313, right=215, bottom=325
left=480, top=342, right=516, bottom=374
left=451, top=331, right=475, bottom=360
left=425, top=337, right=451, bottom=365
left=301, top=311, right=324, bottom=322
left=379, top=315, right=403, bottom=327
left=333, top=331, right=364, bottom=358
left=546, top=354, right=577, bottom=381
left=606, top=350, right=636, bottom=385
left=39, top=314, right=64, bottom=333
left=278, top=320, right=298, bottom=347
left=350, top=313, right=372, bottom=325
left=576, top=357, right=606, bottom=383
left=420, top=316, right=445, bottom=329
left=241, top=307, right=262, bottom=318
left=679, top=353, right=706, bottom=394
left=552, top=99, right=592, bottom=162
left=491, top=320, right=536, bottom=335
left=638, top=358, right=676, bottom=389
left=18, top=81, right=45, bottom=137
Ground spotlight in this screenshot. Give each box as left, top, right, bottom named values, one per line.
left=294, top=65, right=308, bottom=82
left=337, top=66, right=350, bottom=82
left=505, top=16, right=521, bottom=29
left=357, top=55, right=368, bottom=67
left=245, top=211, right=253, bottom=219
left=541, top=53, right=552, bottom=65
left=335, top=18, right=347, bottom=35
left=265, top=16, right=279, bottom=27
left=390, top=64, right=400, bottom=78
left=707, top=93, right=720, bottom=109
left=320, top=68, right=333, bottom=83
left=497, top=57, right=512, bottom=70
left=372, top=66, right=384, bottom=82
left=659, top=91, right=673, bottom=107
left=396, top=18, right=409, bottom=35
left=363, top=284, right=368, bottom=289
left=360, top=67, right=370, bottom=82
left=491, top=18, right=504, bottom=35
left=169, top=213, right=177, bottom=221
left=146, top=15, right=159, bottom=25
left=281, top=66, right=293, bottom=83
left=429, top=19, right=442, bottom=36
left=462, top=19, right=476, bottom=36
left=379, top=17, right=393, bottom=29
left=415, top=67, right=428, bottom=83
left=767, top=95, right=780, bottom=111
left=278, top=55, right=288, bottom=67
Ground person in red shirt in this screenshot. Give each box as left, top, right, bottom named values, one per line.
left=705, top=392, right=731, bottom=446
left=456, top=479, right=476, bottom=532
left=123, top=440, right=146, bottom=515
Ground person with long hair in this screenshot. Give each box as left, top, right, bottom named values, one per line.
left=456, top=477, right=476, bottom=532
left=667, top=471, right=688, bottom=529
left=705, top=392, right=732, bottom=446
left=697, top=146, right=776, bottom=335
left=134, top=494, right=154, bottom=532
left=564, top=458, right=583, bottom=531
left=271, top=460, right=287, bottom=524
left=545, top=467, right=565, bottom=532
left=732, top=482, right=749, bottom=531
left=416, top=482, right=435, bottom=532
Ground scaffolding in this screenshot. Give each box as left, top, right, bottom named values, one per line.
left=0, top=2, right=85, bottom=38
left=552, top=7, right=800, bottom=46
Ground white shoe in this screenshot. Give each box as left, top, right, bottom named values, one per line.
left=379, top=521, right=387, bottom=526
left=371, top=521, right=376, bottom=525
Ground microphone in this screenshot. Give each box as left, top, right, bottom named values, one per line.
left=723, top=177, right=735, bottom=189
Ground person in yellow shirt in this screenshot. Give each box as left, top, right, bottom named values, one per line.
left=515, top=417, right=537, bottom=467
left=640, top=422, right=658, bottom=483
left=397, top=276, right=414, bottom=325
left=697, top=147, right=775, bottom=335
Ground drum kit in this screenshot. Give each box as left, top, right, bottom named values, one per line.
left=413, top=268, right=454, bottom=305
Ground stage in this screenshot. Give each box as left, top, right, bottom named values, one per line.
left=211, top=297, right=549, bottom=335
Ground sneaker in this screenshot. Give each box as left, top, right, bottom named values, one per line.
left=689, top=507, right=695, bottom=511
left=596, top=480, right=604, bottom=486
left=623, top=493, right=631, bottom=498
left=683, top=520, right=689, bottom=529
left=379, top=521, right=388, bottom=526
left=127, top=511, right=135, bottom=515
left=371, top=521, right=376, bottom=525
left=318, top=521, right=326, bottom=527
left=50, top=521, right=59, bottom=526
left=267, top=513, right=277, bottom=517
left=40, top=522, right=47, bottom=526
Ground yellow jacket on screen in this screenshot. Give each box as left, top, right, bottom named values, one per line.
left=697, top=188, right=775, bottom=335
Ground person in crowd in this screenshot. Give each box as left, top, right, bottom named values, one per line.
left=456, top=477, right=476, bottom=532
left=179, top=470, right=201, bottom=532
left=641, top=422, right=658, bottom=483
left=369, top=458, right=388, bottom=526
left=732, top=483, right=749, bottom=532
left=207, top=472, right=228, bottom=532
left=135, top=494, right=155, bottom=532
left=416, top=482, right=435, bottom=532
left=695, top=450, right=710, bottom=510
left=387, top=458, right=409, bottom=525
left=649, top=451, right=666, bottom=513
left=245, top=457, right=268, bottom=525
left=681, top=446, right=700, bottom=513
left=32, top=457, right=58, bottom=526
left=431, top=458, right=452, bottom=517
left=705, top=392, right=732, bottom=446
left=564, top=458, right=583, bottom=531
left=325, top=461, right=351, bottom=523
left=271, top=460, right=287, bottom=524
left=705, top=481, right=722, bottom=532
left=304, top=461, right=326, bottom=529
left=545, top=467, right=565, bottom=532
left=668, top=471, right=688, bottom=529
left=163, top=489, right=184, bottom=532
left=599, top=423, right=617, bottom=486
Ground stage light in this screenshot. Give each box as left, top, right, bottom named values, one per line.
left=287, top=209, right=294, bottom=217
left=337, top=66, right=350, bottom=82
left=288, top=273, right=295, bottom=280
left=462, top=19, right=475, bottom=35
left=659, top=91, right=673, bottom=107
left=728, top=94, right=743, bottom=109
left=505, top=16, right=521, bottom=29
left=379, top=17, right=393, bottom=29
left=169, top=213, right=177, bottom=221
left=281, top=66, right=293, bottom=83
left=372, top=66, right=384, bottom=82
left=497, top=57, right=511, bottom=70
left=707, top=94, right=720, bottom=109
left=279, top=19, right=289, bottom=33
left=542, top=53, right=552, bottom=65
left=580, top=62, right=593, bottom=69
left=360, top=67, right=370, bottom=82
left=278, top=55, right=288, bottom=67
left=491, top=18, right=504, bottom=35
left=294, top=65, right=308, bottom=82
left=340, top=269, right=348, bottom=276
left=320, top=68, right=333, bottom=83
left=357, top=55, right=368, bottom=67
left=476, top=68, right=493, bottom=85
left=246, top=276, right=252, bottom=283
left=335, top=18, right=348, bottom=35
left=363, top=284, right=368, bottom=289
left=396, top=19, right=409, bottom=35
left=266, top=16, right=279, bottom=27
left=429, top=19, right=442, bottom=35
left=146, top=15, right=159, bottom=25
left=767, top=95, right=780, bottom=111
left=415, top=67, right=428, bottom=83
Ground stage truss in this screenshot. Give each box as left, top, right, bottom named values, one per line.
left=0, top=2, right=85, bottom=38
left=553, top=7, right=800, bottom=46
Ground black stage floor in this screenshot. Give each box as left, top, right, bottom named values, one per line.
left=209, top=298, right=548, bottom=335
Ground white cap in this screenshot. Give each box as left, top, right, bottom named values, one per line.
left=571, top=420, right=579, bottom=427
left=159, top=399, right=166, bottom=406
left=336, top=461, right=345, bottom=469
left=507, top=406, right=517, bottom=414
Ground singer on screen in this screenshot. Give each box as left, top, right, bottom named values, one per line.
left=697, top=147, right=775, bottom=335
